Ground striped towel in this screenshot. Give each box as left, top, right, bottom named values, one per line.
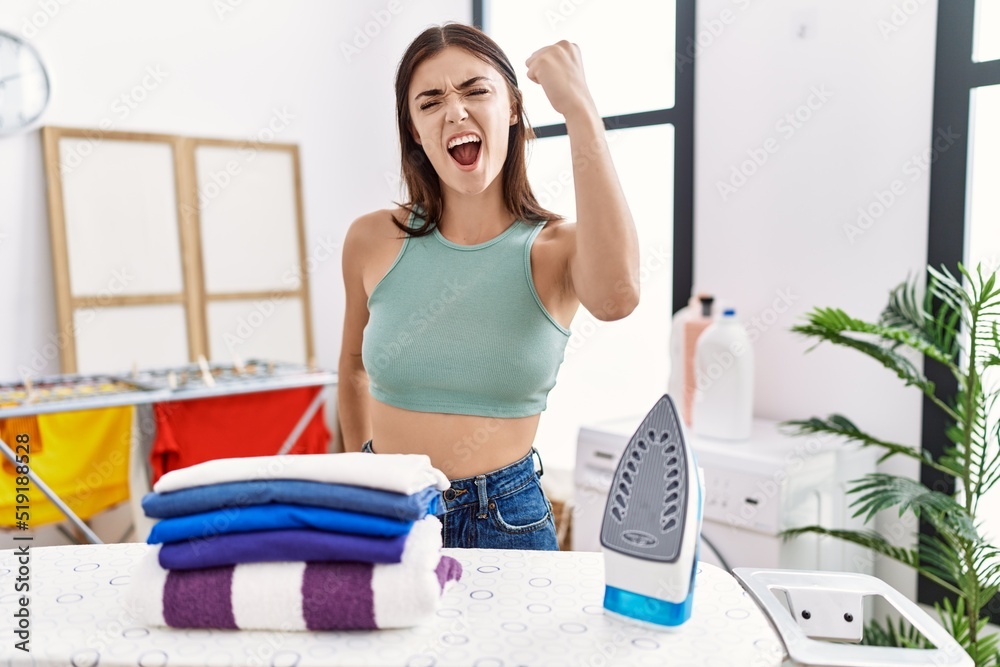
left=125, top=516, right=462, bottom=630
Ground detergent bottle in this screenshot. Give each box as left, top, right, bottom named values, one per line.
left=681, top=295, right=715, bottom=425
left=667, top=294, right=698, bottom=408
left=692, top=308, right=754, bottom=440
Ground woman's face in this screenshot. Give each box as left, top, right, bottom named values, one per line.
left=407, top=46, right=517, bottom=197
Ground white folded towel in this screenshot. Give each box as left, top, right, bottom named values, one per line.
left=153, top=451, right=450, bottom=495
left=124, top=516, right=463, bottom=631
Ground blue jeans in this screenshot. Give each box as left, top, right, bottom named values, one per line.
left=362, top=440, right=559, bottom=551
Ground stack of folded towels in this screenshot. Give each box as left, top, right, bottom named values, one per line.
left=124, top=452, right=461, bottom=631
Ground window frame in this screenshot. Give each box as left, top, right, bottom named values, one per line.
left=922, top=0, right=1000, bottom=620
left=472, top=0, right=696, bottom=314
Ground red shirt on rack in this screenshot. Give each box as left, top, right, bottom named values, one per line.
left=151, top=386, right=330, bottom=484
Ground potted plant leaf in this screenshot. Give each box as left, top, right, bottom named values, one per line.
left=781, top=263, right=1000, bottom=666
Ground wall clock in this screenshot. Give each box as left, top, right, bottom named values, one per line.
left=0, top=30, right=50, bottom=136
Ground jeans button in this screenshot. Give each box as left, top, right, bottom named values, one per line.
left=444, top=488, right=457, bottom=501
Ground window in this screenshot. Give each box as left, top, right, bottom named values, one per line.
left=974, top=0, right=1000, bottom=62
left=965, top=83, right=1000, bottom=611
left=966, top=84, right=1000, bottom=275
left=923, top=0, right=1000, bottom=618
left=476, top=0, right=694, bottom=471
left=486, top=2, right=676, bottom=127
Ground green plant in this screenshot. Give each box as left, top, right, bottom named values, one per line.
left=781, top=263, right=1000, bottom=666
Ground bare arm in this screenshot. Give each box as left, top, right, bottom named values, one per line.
left=337, top=217, right=373, bottom=452
left=526, top=41, right=640, bottom=321
left=564, top=105, right=640, bottom=320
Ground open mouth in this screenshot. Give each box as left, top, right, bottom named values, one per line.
left=447, top=133, right=482, bottom=170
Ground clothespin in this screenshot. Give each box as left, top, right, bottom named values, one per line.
left=23, top=374, right=36, bottom=403
left=198, top=355, right=216, bottom=387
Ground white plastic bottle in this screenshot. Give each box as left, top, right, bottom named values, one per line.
left=692, top=308, right=754, bottom=440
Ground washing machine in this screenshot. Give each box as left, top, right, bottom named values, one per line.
left=573, top=414, right=877, bottom=574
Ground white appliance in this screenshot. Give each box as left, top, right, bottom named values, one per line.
left=574, top=415, right=877, bottom=574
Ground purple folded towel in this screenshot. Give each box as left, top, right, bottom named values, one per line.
left=159, top=528, right=409, bottom=570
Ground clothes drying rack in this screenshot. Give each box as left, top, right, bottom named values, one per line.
left=0, top=360, right=338, bottom=545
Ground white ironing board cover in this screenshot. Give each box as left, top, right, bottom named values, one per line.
left=0, top=543, right=784, bottom=666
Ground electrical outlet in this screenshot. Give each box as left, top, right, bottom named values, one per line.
left=782, top=587, right=864, bottom=643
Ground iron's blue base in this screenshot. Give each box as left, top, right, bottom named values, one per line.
left=603, top=585, right=694, bottom=627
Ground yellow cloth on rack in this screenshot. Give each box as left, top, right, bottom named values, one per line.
left=0, top=407, right=133, bottom=527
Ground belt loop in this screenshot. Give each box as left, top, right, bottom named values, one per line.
left=475, top=475, right=488, bottom=519
left=532, top=447, right=544, bottom=478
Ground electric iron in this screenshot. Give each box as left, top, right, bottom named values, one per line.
left=600, top=393, right=701, bottom=627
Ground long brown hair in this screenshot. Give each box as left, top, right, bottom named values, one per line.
left=392, top=23, right=560, bottom=235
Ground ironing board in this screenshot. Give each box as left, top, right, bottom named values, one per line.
left=0, top=543, right=784, bottom=666
left=0, top=362, right=338, bottom=544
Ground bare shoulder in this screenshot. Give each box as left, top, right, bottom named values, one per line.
left=533, top=217, right=576, bottom=255
left=346, top=207, right=410, bottom=245
left=530, top=217, right=578, bottom=304
left=535, top=217, right=575, bottom=239
left=345, top=207, right=411, bottom=296
left=343, top=207, right=408, bottom=263
left=533, top=218, right=577, bottom=269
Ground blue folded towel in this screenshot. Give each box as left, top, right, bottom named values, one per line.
left=142, top=479, right=439, bottom=521
left=147, top=503, right=414, bottom=544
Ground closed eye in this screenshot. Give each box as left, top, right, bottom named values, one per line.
left=419, top=88, right=489, bottom=111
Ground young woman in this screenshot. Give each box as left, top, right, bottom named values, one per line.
left=338, top=23, right=639, bottom=550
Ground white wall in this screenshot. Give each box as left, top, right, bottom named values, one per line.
left=695, top=0, right=939, bottom=601
left=0, top=0, right=470, bottom=392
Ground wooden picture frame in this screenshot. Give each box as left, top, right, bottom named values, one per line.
left=41, top=126, right=314, bottom=373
